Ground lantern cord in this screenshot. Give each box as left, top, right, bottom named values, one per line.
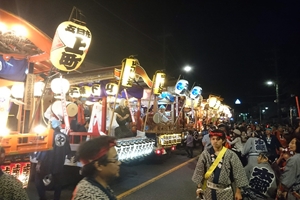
left=143, top=74, right=155, bottom=132
left=69, top=6, right=86, bottom=25
left=28, top=66, right=55, bottom=131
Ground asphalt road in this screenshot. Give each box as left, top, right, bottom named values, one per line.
left=26, top=145, right=202, bottom=200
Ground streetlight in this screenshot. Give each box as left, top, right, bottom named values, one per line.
left=266, top=80, right=280, bottom=122
left=183, top=65, right=192, bottom=72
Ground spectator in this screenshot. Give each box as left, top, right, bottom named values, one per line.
left=277, top=137, right=300, bottom=200
left=262, top=128, right=282, bottom=163
left=72, top=136, right=120, bottom=200
left=244, top=152, right=277, bottom=199
left=185, top=131, right=194, bottom=158
left=227, top=129, right=246, bottom=166
left=192, top=129, right=248, bottom=200
left=35, top=120, right=71, bottom=200
left=202, top=126, right=211, bottom=150
left=0, top=146, right=29, bottom=200
left=242, top=131, right=268, bottom=167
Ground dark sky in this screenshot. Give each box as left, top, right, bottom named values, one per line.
left=1, top=0, right=300, bottom=108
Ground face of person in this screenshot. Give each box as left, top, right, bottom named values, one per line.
left=265, top=130, right=271, bottom=135
left=289, top=138, right=297, bottom=152
left=99, top=147, right=121, bottom=181
left=282, top=152, right=291, bottom=160
left=257, top=155, right=263, bottom=164
left=210, top=136, right=224, bottom=150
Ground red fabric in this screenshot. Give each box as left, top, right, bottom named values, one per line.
left=77, top=104, right=85, bottom=125
left=80, top=141, right=116, bottom=165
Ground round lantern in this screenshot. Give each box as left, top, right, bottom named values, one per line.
left=175, top=79, right=189, bottom=96
left=80, top=86, right=92, bottom=97
left=213, top=100, right=221, bottom=109
left=190, top=86, right=202, bottom=100
left=11, top=83, right=24, bottom=99
left=50, top=21, right=92, bottom=72
left=208, top=96, right=217, bottom=108
left=50, top=78, right=70, bottom=94
left=0, top=87, right=11, bottom=130
left=69, top=86, right=81, bottom=98
left=105, top=83, right=118, bottom=96
left=91, top=84, right=101, bottom=96
left=34, top=82, right=45, bottom=97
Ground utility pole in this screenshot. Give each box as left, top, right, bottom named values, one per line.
left=274, top=49, right=281, bottom=123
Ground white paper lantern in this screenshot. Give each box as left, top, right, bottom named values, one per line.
left=34, top=82, right=45, bottom=97
left=50, top=21, right=92, bottom=72
left=51, top=78, right=70, bottom=94
left=174, top=79, right=189, bottom=96
left=11, top=83, right=24, bottom=99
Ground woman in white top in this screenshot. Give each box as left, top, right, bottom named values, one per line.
left=227, top=129, right=247, bottom=166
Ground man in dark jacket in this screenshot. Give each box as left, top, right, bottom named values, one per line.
left=35, top=120, right=71, bottom=200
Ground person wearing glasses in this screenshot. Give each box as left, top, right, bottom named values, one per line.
left=72, top=136, right=120, bottom=200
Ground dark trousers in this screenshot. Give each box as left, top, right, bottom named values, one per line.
left=186, top=146, right=194, bottom=157
left=35, top=172, right=63, bottom=200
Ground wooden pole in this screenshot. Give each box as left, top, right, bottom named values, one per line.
left=296, top=96, right=300, bottom=118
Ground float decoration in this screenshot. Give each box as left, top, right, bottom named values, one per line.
left=50, top=7, right=92, bottom=72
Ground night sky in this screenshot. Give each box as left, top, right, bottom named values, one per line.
left=1, top=0, right=300, bottom=108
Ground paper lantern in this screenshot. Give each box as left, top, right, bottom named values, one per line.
left=208, top=97, right=217, bottom=108
left=105, top=83, right=118, bottom=95
left=91, top=84, right=101, bottom=96
left=50, top=21, right=92, bottom=71
left=11, top=83, right=24, bottom=99
left=34, top=82, right=45, bottom=97
left=0, top=87, right=11, bottom=130
left=80, top=86, right=92, bottom=97
left=213, top=100, right=221, bottom=109
left=69, top=86, right=81, bottom=98
left=121, top=58, right=136, bottom=87
left=190, top=86, right=202, bottom=100
left=153, top=72, right=166, bottom=95
left=50, top=78, right=70, bottom=94
left=174, top=79, right=189, bottom=96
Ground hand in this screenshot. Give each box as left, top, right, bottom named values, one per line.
left=235, top=188, right=243, bottom=200
left=196, top=188, right=203, bottom=198
left=125, top=114, right=129, bottom=118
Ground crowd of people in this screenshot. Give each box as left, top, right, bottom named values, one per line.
left=192, top=121, right=300, bottom=200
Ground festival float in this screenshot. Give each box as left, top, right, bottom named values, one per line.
left=0, top=7, right=234, bottom=188
left=0, top=8, right=55, bottom=187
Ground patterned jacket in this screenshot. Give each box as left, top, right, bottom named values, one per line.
left=192, top=147, right=248, bottom=200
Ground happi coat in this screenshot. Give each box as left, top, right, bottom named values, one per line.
left=281, top=153, right=300, bottom=200
left=244, top=162, right=277, bottom=199
left=192, top=147, right=248, bottom=200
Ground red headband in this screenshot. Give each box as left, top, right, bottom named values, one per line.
left=80, top=141, right=116, bottom=165
left=209, top=132, right=224, bottom=137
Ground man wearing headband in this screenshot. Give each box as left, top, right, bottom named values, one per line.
left=72, top=136, right=120, bottom=200
left=0, top=146, right=29, bottom=200
left=192, top=129, right=248, bottom=200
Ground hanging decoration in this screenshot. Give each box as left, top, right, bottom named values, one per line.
left=174, top=79, right=189, bottom=96
left=105, top=83, right=118, bottom=96
left=50, top=7, right=92, bottom=71
left=153, top=72, right=166, bottom=95
left=121, top=58, right=137, bottom=87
